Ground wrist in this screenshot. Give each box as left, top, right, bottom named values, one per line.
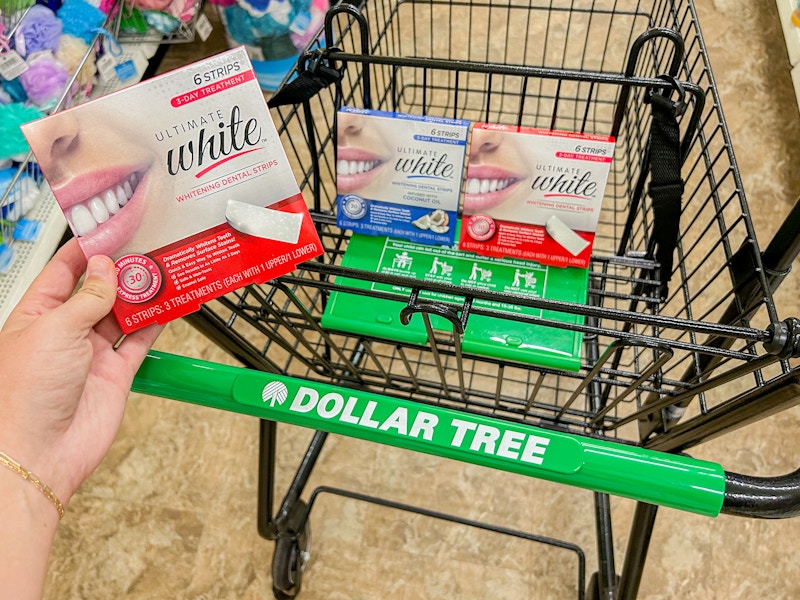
left=0, top=462, right=60, bottom=600
left=0, top=450, right=66, bottom=522
left=0, top=425, right=77, bottom=508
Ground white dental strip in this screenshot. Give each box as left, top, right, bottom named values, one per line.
left=226, top=199, right=303, bottom=244
left=545, top=214, right=590, bottom=257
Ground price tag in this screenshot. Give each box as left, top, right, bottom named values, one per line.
left=0, top=50, right=28, bottom=80
left=194, top=13, right=213, bottom=41
left=96, top=52, right=118, bottom=82
left=114, top=59, right=137, bottom=82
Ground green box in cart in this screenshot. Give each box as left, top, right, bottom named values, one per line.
left=321, top=233, right=588, bottom=371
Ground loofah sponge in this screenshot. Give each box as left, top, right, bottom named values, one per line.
left=0, top=103, right=44, bottom=160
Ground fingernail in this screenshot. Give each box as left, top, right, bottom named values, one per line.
left=86, top=255, right=109, bottom=279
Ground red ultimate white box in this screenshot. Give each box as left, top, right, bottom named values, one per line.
left=23, top=47, right=322, bottom=333
left=459, top=123, right=615, bottom=268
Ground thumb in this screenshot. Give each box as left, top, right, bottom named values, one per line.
left=57, top=255, right=117, bottom=331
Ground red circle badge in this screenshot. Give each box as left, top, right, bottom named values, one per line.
left=465, top=214, right=496, bottom=241
left=115, top=255, right=162, bottom=303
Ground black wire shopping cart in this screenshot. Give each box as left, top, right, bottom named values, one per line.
left=132, top=1, right=800, bottom=598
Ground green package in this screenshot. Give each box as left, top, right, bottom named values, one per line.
left=321, top=234, right=589, bottom=371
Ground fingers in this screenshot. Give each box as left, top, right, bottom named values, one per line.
left=114, top=324, right=164, bottom=374
left=116, top=323, right=163, bottom=362
left=54, top=254, right=117, bottom=333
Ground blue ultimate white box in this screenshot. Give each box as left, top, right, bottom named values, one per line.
left=336, top=107, right=470, bottom=246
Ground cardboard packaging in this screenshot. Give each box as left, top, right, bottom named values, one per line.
left=23, top=47, right=322, bottom=333
left=458, top=123, right=615, bottom=268
left=336, top=106, right=469, bottom=246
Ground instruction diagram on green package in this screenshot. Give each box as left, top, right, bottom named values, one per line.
left=371, top=237, right=548, bottom=315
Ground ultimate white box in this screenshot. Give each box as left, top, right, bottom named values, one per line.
left=23, top=47, right=322, bottom=333
left=459, top=123, right=615, bottom=268
left=336, top=106, right=470, bottom=246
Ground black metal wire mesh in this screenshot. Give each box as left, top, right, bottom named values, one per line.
left=188, top=0, right=795, bottom=448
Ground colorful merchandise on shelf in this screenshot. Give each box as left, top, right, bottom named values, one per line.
left=214, top=0, right=328, bottom=90
left=120, top=0, right=200, bottom=37
left=0, top=1, right=113, bottom=112
left=0, top=103, right=44, bottom=160
left=0, top=167, right=40, bottom=219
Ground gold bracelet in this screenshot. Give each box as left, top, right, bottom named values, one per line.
left=0, top=451, right=65, bottom=520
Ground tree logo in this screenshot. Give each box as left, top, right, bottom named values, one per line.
left=262, top=381, right=289, bottom=407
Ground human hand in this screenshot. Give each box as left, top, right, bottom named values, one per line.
left=0, top=239, right=162, bottom=510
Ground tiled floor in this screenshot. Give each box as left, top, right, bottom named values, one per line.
left=43, top=1, right=800, bottom=598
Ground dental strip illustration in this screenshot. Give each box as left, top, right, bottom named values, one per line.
left=226, top=199, right=303, bottom=245
left=545, top=215, right=590, bottom=257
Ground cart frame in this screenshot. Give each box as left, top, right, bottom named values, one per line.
left=149, top=0, right=800, bottom=597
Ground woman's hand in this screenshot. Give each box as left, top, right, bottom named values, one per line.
left=0, top=239, right=161, bottom=508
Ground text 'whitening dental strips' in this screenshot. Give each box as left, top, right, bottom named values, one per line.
left=23, top=47, right=322, bottom=333
left=459, top=123, right=615, bottom=268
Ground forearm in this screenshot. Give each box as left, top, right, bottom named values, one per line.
left=0, top=467, right=60, bottom=600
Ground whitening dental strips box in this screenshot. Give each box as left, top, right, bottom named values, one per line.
left=336, top=106, right=470, bottom=246
left=458, top=123, right=615, bottom=268
left=22, top=47, right=322, bottom=334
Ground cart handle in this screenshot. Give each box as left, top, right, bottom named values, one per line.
left=133, top=350, right=729, bottom=517
left=722, top=470, right=800, bottom=519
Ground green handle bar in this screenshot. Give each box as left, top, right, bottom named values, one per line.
left=132, top=350, right=726, bottom=517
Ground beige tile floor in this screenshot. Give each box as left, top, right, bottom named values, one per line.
left=42, top=1, right=800, bottom=598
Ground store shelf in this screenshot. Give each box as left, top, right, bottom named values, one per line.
left=0, top=185, right=66, bottom=326
left=778, top=0, right=800, bottom=67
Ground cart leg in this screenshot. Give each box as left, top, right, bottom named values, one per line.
left=257, top=421, right=329, bottom=540
left=258, top=419, right=279, bottom=540
left=586, top=281, right=620, bottom=599
left=266, top=429, right=327, bottom=599
left=617, top=502, right=659, bottom=600
left=593, top=492, right=619, bottom=599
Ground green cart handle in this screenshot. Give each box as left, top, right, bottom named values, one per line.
left=132, top=350, right=732, bottom=517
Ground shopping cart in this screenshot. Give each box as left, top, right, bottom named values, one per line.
left=131, top=0, right=800, bottom=598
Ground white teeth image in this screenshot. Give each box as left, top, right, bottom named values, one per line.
left=337, top=159, right=380, bottom=176
left=88, top=196, right=110, bottom=223
left=70, top=205, right=97, bottom=236
left=466, top=177, right=515, bottom=194
left=103, top=189, right=119, bottom=214
left=116, top=185, right=128, bottom=207
left=66, top=172, right=140, bottom=237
